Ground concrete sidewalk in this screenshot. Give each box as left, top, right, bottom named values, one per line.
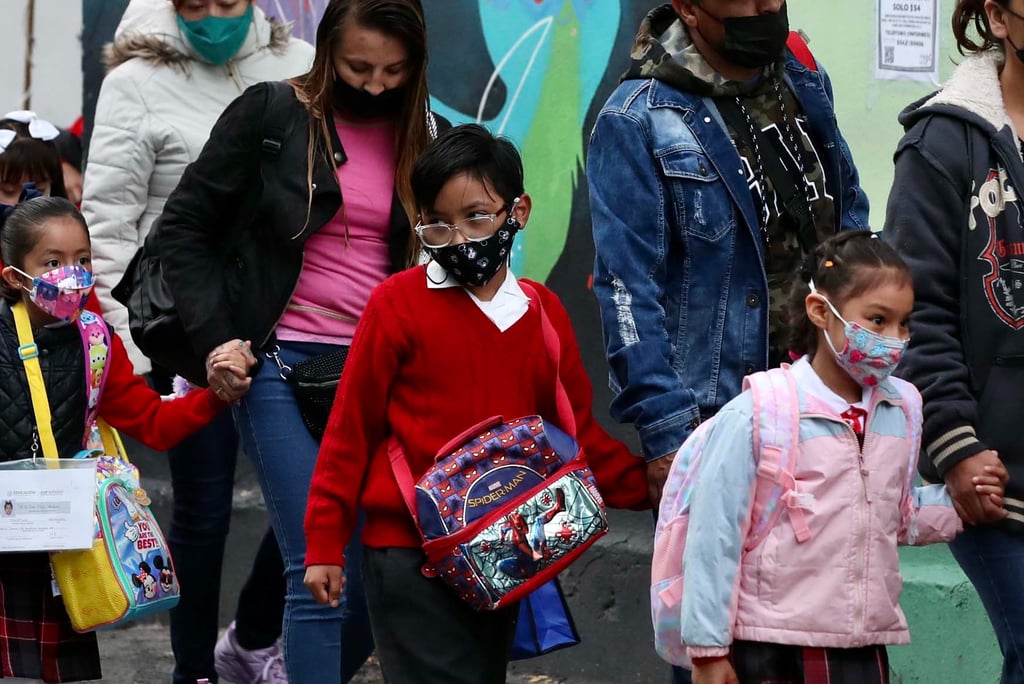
left=95, top=623, right=568, bottom=683
left=121, top=437, right=1002, bottom=683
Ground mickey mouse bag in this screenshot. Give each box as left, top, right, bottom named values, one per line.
left=15, top=303, right=180, bottom=632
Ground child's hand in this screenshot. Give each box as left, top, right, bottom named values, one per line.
left=693, top=658, right=739, bottom=684
left=304, top=564, right=345, bottom=608
left=946, top=451, right=1008, bottom=525
left=971, top=462, right=1010, bottom=517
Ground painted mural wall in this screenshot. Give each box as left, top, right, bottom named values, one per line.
left=79, top=0, right=962, bottom=441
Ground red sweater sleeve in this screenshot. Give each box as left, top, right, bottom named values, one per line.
left=533, top=284, right=650, bottom=511
left=98, top=332, right=227, bottom=450
left=305, top=287, right=403, bottom=567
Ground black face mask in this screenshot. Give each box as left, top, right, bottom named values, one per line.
left=427, top=214, right=521, bottom=288
left=331, top=77, right=406, bottom=119
left=697, top=3, right=790, bottom=69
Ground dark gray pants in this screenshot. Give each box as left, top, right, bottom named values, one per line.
left=362, top=547, right=518, bottom=684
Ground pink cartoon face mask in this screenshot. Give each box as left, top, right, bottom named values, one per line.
left=11, top=264, right=94, bottom=321
left=811, top=284, right=907, bottom=388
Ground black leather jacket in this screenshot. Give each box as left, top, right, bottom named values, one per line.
left=156, top=81, right=444, bottom=358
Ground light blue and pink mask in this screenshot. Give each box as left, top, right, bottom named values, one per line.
left=810, top=281, right=907, bottom=388
left=11, top=264, right=94, bottom=321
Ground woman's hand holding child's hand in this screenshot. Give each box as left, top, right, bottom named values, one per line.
left=304, top=564, right=346, bottom=608
left=693, top=658, right=739, bottom=684
left=946, top=451, right=1009, bottom=525
left=205, top=339, right=256, bottom=402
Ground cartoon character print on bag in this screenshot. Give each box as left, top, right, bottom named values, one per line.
left=131, top=560, right=159, bottom=599
left=496, top=488, right=568, bottom=579
left=974, top=166, right=1024, bottom=329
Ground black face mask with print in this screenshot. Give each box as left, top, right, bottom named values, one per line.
left=331, top=77, right=406, bottom=119
left=428, top=214, right=521, bottom=288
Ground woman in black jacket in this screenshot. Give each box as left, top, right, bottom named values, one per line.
left=155, top=1, right=440, bottom=681
left=885, top=1, right=1024, bottom=680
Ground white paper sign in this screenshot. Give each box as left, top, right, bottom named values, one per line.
left=0, top=459, right=97, bottom=552
left=876, top=0, right=940, bottom=83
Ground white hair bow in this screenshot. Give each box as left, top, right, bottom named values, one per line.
left=0, top=110, right=60, bottom=153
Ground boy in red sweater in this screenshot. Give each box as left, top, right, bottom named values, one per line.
left=304, top=124, right=648, bottom=682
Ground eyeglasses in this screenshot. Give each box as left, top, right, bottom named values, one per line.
left=415, top=208, right=510, bottom=248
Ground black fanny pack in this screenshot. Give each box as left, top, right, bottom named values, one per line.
left=269, top=346, right=349, bottom=441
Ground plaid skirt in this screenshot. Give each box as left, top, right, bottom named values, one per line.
left=730, top=640, right=890, bottom=684
left=0, top=552, right=101, bottom=683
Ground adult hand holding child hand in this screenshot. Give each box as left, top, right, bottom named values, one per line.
left=945, top=450, right=1009, bottom=525
left=205, top=339, right=256, bottom=402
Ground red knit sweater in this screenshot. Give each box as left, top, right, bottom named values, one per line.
left=305, top=268, right=649, bottom=567
left=99, top=331, right=226, bottom=449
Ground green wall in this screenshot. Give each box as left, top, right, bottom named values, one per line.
left=790, top=1, right=958, bottom=222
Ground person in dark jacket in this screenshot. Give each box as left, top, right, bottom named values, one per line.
left=884, top=1, right=1024, bottom=680
left=153, top=1, right=443, bottom=682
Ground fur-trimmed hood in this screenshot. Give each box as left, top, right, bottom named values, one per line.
left=104, top=0, right=295, bottom=72
left=899, top=50, right=1017, bottom=142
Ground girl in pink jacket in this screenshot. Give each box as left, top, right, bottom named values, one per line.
left=679, top=232, right=1007, bottom=684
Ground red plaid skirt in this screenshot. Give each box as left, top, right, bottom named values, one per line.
left=730, top=640, right=890, bottom=684
left=0, top=552, right=101, bottom=682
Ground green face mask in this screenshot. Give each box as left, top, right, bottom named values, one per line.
left=176, top=3, right=254, bottom=66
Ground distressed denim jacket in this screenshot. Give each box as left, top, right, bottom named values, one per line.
left=587, top=52, right=869, bottom=461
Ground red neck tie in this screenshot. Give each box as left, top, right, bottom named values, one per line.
left=840, top=406, right=868, bottom=438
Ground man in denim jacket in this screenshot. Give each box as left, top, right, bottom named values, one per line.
left=588, top=0, right=868, bottom=509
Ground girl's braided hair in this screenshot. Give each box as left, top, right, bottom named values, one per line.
left=785, top=230, right=912, bottom=357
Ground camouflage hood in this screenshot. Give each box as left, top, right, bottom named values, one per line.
left=622, top=3, right=781, bottom=97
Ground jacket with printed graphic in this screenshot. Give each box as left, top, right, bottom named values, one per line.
left=680, top=360, right=961, bottom=659
left=884, top=50, right=1024, bottom=530
left=588, top=5, right=869, bottom=462
left=81, top=0, right=313, bottom=373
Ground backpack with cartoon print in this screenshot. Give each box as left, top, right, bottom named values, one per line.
left=650, top=367, right=921, bottom=667
left=49, top=311, right=181, bottom=632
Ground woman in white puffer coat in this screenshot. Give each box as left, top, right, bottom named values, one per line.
left=81, top=2, right=313, bottom=684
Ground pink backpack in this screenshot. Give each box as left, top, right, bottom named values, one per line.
left=650, top=367, right=921, bottom=667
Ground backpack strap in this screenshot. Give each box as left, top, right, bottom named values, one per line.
left=518, top=281, right=576, bottom=437
left=77, top=310, right=112, bottom=446
left=891, top=380, right=924, bottom=541
left=744, top=367, right=812, bottom=549
left=786, top=31, right=817, bottom=72
left=260, top=81, right=299, bottom=160
left=12, top=301, right=60, bottom=461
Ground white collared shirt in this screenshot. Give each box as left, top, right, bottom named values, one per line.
left=789, top=355, right=872, bottom=413
left=426, top=260, right=531, bottom=332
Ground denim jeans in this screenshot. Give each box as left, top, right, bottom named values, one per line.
left=949, top=525, right=1024, bottom=684
left=166, top=409, right=285, bottom=684
left=234, top=341, right=374, bottom=683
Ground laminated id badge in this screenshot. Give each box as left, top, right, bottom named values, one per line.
left=0, top=458, right=97, bottom=552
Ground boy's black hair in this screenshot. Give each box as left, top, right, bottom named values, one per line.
left=0, top=119, right=68, bottom=200
left=1, top=196, right=89, bottom=304
left=785, top=230, right=912, bottom=357
left=411, top=124, right=524, bottom=210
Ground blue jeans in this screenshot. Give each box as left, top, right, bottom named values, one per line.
left=949, top=525, right=1024, bottom=684
left=166, top=400, right=285, bottom=684
left=234, top=341, right=373, bottom=683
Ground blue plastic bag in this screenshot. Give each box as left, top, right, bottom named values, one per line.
left=511, top=578, right=580, bottom=660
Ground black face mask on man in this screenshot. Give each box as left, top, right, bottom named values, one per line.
left=695, top=2, right=790, bottom=69
left=331, top=77, right=406, bottom=119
